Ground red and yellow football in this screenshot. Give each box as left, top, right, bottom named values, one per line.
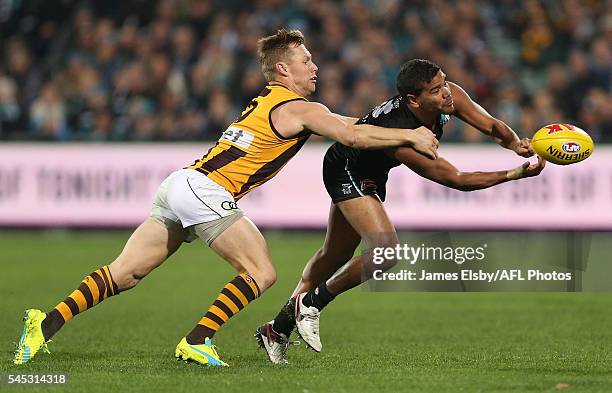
left=531, top=123, right=594, bottom=165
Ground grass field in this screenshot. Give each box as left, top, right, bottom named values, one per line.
left=1, top=230, right=611, bottom=393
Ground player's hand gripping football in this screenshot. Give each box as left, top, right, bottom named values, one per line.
left=507, top=137, right=535, bottom=158
left=506, top=155, right=546, bottom=180
left=411, top=126, right=439, bottom=160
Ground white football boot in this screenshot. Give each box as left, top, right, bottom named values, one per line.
left=255, top=321, right=291, bottom=364
left=294, top=293, right=322, bottom=352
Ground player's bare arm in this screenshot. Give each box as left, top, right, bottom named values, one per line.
left=389, top=146, right=545, bottom=191
left=449, top=82, right=533, bottom=157
left=271, top=100, right=439, bottom=158
left=331, top=114, right=359, bottom=124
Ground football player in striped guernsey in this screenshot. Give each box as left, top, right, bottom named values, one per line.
left=13, top=30, right=439, bottom=367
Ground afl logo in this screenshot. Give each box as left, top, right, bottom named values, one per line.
left=561, top=141, right=581, bottom=154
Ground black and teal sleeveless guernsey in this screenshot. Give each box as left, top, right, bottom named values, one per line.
left=323, top=95, right=449, bottom=203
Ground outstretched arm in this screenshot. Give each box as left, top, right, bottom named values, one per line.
left=275, top=100, right=439, bottom=158
left=449, top=82, right=533, bottom=158
left=389, top=146, right=545, bottom=191
left=331, top=114, right=359, bottom=124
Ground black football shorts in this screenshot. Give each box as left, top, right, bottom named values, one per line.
left=322, top=157, right=388, bottom=203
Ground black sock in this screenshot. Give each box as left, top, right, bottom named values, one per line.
left=271, top=297, right=296, bottom=336
left=41, top=310, right=64, bottom=341
left=301, top=283, right=336, bottom=311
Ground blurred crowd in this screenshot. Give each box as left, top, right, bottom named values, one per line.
left=0, top=0, right=610, bottom=142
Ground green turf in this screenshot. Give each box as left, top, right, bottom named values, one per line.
left=1, top=231, right=611, bottom=393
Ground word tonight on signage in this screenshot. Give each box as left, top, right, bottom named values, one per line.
left=36, top=168, right=156, bottom=201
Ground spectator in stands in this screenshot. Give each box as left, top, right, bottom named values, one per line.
left=0, top=0, right=609, bottom=142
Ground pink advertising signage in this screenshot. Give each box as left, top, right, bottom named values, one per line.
left=0, top=143, right=610, bottom=229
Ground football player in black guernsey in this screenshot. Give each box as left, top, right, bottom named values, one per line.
left=254, top=59, right=546, bottom=364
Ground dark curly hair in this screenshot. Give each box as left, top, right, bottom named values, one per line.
left=396, top=59, right=441, bottom=97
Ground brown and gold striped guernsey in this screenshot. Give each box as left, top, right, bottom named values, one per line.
left=188, top=82, right=311, bottom=200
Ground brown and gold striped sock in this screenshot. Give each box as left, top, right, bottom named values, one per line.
left=186, top=273, right=260, bottom=344
left=41, top=265, right=119, bottom=340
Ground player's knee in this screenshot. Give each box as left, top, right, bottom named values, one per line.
left=368, top=239, right=400, bottom=272
left=378, top=256, right=398, bottom=272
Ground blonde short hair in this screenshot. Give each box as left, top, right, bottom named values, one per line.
left=257, top=29, right=305, bottom=81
